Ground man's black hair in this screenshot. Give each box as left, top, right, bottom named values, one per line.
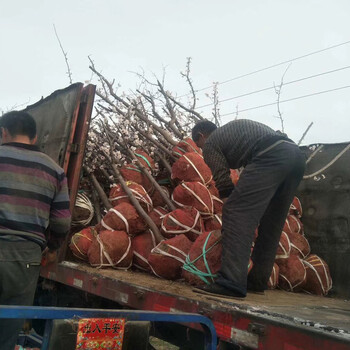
left=0, top=110, right=36, bottom=140
left=192, top=120, right=217, bottom=142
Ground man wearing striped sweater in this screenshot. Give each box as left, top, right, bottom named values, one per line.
left=0, top=111, right=71, bottom=349
left=192, top=119, right=305, bottom=298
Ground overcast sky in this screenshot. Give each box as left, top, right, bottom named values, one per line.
left=1, top=0, right=349, bottom=144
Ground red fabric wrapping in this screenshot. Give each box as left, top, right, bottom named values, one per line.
left=267, top=263, right=279, bottom=289
left=101, top=202, right=147, bottom=236
left=289, top=196, right=302, bottom=217
left=203, top=215, right=222, bottom=232
left=150, top=186, right=170, bottom=207
left=131, top=230, right=156, bottom=271
left=286, top=230, right=310, bottom=259
left=230, top=169, right=240, bottom=186
left=171, top=152, right=212, bottom=185
left=109, top=182, right=153, bottom=212
left=182, top=230, right=222, bottom=286
left=172, top=138, right=202, bottom=158
left=172, top=181, right=214, bottom=216
left=120, top=163, right=153, bottom=193
left=302, top=254, right=332, bottom=295
left=134, top=149, right=155, bottom=170
left=148, top=234, right=193, bottom=280
left=161, top=207, right=204, bottom=242
left=275, top=231, right=291, bottom=260
left=283, top=215, right=303, bottom=235
left=87, top=230, right=132, bottom=269
left=149, top=206, right=168, bottom=228
left=69, top=227, right=96, bottom=261
left=277, top=255, right=306, bottom=292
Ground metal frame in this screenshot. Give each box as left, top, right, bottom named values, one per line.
left=0, top=305, right=217, bottom=350
left=41, top=262, right=350, bottom=350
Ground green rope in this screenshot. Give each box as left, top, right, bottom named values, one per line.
left=176, top=146, right=187, bottom=154
left=125, top=166, right=141, bottom=173
left=157, top=178, right=171, bottom=185
left=181, top=140, right=200, bottom=154
left=135, top=152, right=152, bottom=169
left=183, top=231, right=220, bottom=285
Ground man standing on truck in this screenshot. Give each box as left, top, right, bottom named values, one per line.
left=192, top=119, right=305, bottom=298
left=0, top=111, right=71, bottom=350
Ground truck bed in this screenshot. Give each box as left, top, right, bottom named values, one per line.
left=42, top=261, right=350, bottom=349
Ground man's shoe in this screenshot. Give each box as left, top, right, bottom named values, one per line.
left=193, top=283, right=246, bottom=299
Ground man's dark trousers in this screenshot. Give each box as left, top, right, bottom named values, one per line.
left=0, top=239, right=41, bottom=350
left=216, top=142, right=306, bottom=296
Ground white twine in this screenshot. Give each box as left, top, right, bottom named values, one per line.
left=71, top=230, right=93, bottom=259
left=152, top=243, right=187, bottom=264
left=161, top=209, right=202, bottom=235
left=303, top=256, right=332, bottom=294
left=182, top=154, right=212, bottom=185
left=172, top=182, right=213, bottom=216
left=275, top=231, right=291, bottom=259
left=72, top=193, right=95, bottom=226
left=110, top=185, right=153, bottom=212
left=91, top=234, right=132, bottom=270
left=109, top=208, right=130, bottom=234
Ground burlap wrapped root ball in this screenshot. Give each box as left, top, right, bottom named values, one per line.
left=88, top=230, right=132, bottom=269
left=131, top=230, right=156, bottom=272
left=120, top=163, right=153, bottom=193
left=148, top=234, right=193, bottom=280
left=149, top=206, right=168, bottom=228
left=109, top=182, right=153, bottom=212
left=171, top=152, right=212, bottom=186
left=172, top=181, right=214, bottom=216
left=302, top=254, right=332, bottom=296
left=275, top=231, right=291, bottom=262
left=203, top=215, right=222, bottom=232
left=267, top=263, right=279, bottom=289
left=277, top=255, right=306, bottom=292
left=283, top=214, right=303, bottom=235
left=286, top=230, right=310, bottom=259
left=69, top=226, right=96, bottom=261
left=150, top=186, right=170, bottom=207
left=161, top=207, right=204, bottom=242
left=100, top=202, right=147, bottom=236
left=182, top=230, right=222, bottom=286
left=172, top=137, right=202, bottom=158
left=289, top=196, right=302, bottom=218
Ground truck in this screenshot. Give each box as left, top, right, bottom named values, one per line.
left=24, top=83, right=350, bottom=349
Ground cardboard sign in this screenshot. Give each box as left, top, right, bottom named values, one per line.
left=76, top=318, right=125, bottom=350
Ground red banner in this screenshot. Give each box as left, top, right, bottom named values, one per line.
left=76, top=318, right=125, bottom=349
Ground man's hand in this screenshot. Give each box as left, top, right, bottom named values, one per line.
left=41, top=247, right=58, bottom=266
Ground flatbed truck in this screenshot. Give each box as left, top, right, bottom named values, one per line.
left=26, top=83, right=350, bottom=349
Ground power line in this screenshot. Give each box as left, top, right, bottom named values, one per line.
left=197, top=65, right=350, bottom=109
left=220, top=84, right=350, bottom=117
left=178, top=39, right=350, bottom=98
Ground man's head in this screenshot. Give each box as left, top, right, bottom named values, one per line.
left=0, top=111, right=37, bottom=145
left=192, top=120, right=217, bottom=149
